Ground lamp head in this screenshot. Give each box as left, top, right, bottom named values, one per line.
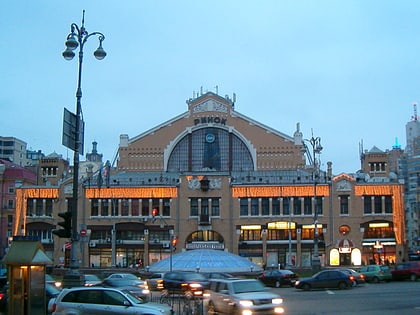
left=65, top=34, right=79, bottom=50
left=94, top=38, right=106, bottom=60
left=62, top=48, right=75, bottom=60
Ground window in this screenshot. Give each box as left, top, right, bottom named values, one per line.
left=250, top=198, right=259, bottom=216
left=240, top=198, right=248, bottom=216
left=282, top=198, right=290, bottom=215
left=162, top=198, right=171, bottom=216
left=8, top=186, right=14, bottom=194
left=91, top=199, right=99, bottom=216
left=201, top=199, right=209, bottom=215
left=261, top=198, right=269, bottom=216
left=303, top=197, right=311, bottom=215
left=272, top=198, right=280, bottom=216
left=190, top=198, right=199, bottom=216
left=45, top=199, right=53, bottom=216
left=374, top=196, right=382, bottom=214
left=315, top=197, right=323, bottom=215
left=7, top=199, right=14, bottom=209
left=339, top=195, right=349, bottom=215
left=364, top=196, right=372, bottom=214
left=211, top=198, right=220, bottom=216
left=141, top=199, right=149, bottom=216
left=385, top=196, right=392, bottom=213
left=293, top=198, right=301, bottom=215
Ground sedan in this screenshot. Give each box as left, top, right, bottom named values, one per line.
left=338, top=268, right=366, bottom=285
left=257, top=269, right=299, bottom=287
left=102, top=273, right=149, bottom=299
left=295, top=270, right=355, bottom=290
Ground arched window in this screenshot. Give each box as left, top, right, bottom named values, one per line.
left=167, top=127, right=253, bottom=172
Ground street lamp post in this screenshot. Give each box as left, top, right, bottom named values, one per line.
left=305, top=131, right=323, bottom=273
left=62, top=11, right=106, bottom=286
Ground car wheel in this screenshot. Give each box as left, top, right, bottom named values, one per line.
left=302, top=283, right=311, bottom=291
left=338, top=281, right=348, bottom=290
left=275, top=280, right=281, bottom=288
left=372, top=276, right=380, bottom=283
left=410, top=274, right=417, bottom=282
left=207, top=301, right=217, bottom=315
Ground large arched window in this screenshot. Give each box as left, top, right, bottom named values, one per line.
left=167, top=127, right=253, bottom=172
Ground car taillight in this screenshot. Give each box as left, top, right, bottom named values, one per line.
left=360, top=274, right=365, bottom=279
left=349, top=275, right=355, bottom=281
left=0, top=293, right=4, bottom=301
left=52, top=303, right=56, bottom=312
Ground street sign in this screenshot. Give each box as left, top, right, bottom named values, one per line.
left=80, top=229, right=87, bottom=237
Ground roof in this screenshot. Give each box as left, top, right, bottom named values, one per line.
left=1, top=240, right=52, bottom=265
left=149, top=249, right=263, bottom=273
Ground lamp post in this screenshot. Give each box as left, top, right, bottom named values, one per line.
left=62, top=11, right=106, bottom=285
left=305, top=131, right=323, bottom=273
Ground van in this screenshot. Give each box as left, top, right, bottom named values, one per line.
left=391, top=261, right=420, bottom=281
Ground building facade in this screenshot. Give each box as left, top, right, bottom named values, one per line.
left=13, top=92, right=406, bottom=269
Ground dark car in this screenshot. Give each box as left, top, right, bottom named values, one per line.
left=46, top=282, right=61, bottom=314
left=391, top=261, right=420, bottom=281
left=295, top=270, right=355, bottom=290
left=102, top=273, right=149, bottom=299
left=162, top=271, right=210, bottom=296
left=146, top=272, right=165, bottom=291
left=257, top=269, right=299, bottom=287
left=0, top=277, right=7, bottom=311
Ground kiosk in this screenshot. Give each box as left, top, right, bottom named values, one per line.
left=1, top=237, right=52, bottom=315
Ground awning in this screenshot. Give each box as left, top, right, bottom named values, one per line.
left=1, top=240, right=52, bottom=266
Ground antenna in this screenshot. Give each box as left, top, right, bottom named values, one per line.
left=412, top=102, right=418, bottom=121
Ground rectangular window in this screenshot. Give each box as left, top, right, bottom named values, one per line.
left=340, top=195, right=349, bottom=215
left=141, top=199, right=149, bottom=216
left=101, top=199, right=109, bottom=216
left=162, top=198, right=171, bottom=216
left=364, top=196, right=372, bottom=214
left=374, top=196, right=382, bottom=214
left=303, top=197, right=312, bottom=215
left=121, top=199, right=129, bottom=216
left=7, top=199, right=14, bottom=209
left=211, top=198, right=220, bottom=216
left=385, top=196, right=392, bottom=213
left=45, top=199, right=53, bottom=216
left=131, top=199, right=139, bottom=216
left=240, top=198, right=248, bottom=216
left=282, top=198, right=290, bottom=215
left=35, top=199, right=43, bottom=216
left=315, top=197, right=323, bottom=216
left=201, top=199, right=209, bottom=215
left=111, top=199, right=118, bottom=216
left=293, top=198, right=302, bottom=215
left=8, top=186, right=14, bottom=194
left=190, top=198, right=199, bottom=216
left=261, top=198, right=269, bottom=216
left=91, top=199, right=99, bottom=216
left=250, top=198, right=259, bottom=216
left=272, top=198, right=280, bottom=216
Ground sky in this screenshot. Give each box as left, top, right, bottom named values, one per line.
left=1, top=1, right=419, bottom=174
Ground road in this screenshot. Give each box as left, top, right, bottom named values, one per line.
left=274, top=281, right=420, bottom=315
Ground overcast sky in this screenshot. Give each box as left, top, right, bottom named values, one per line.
left=1, top=1, right=418, bottom=174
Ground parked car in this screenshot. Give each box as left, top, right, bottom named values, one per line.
left=0, top=277, right=8, bottom=311
left=294, top=270, right=355, bottom=290
left=46, top=283, right=61, bottom=314
left=202, top=272, right=233, bottom=279
left=146, top=272, right=164, bottom=291
left=46, top=274, right=62, bottom=289
left=359, top=265, right=392, bottom=283
left=50, top=286, right=172, bottom=315
left=391, top=261, right=420, bottom=281
left=84, top=274, right=102, bottom=286
left=206, top=278, right=284, bottom=315
left=338, top=268, right=366, bottom=285
left=162, top=271, right=210, bottom=296
left=257, top=269, right=299, bottom=287
left=102, top=273, right=149, bottom=299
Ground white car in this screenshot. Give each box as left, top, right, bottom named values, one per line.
left=50, top=286, right=172, bottom=315
left=206, top=278, right=285, bottom=315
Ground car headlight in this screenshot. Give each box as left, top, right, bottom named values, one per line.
left=272, top=298, right=283, bottom=305
left=189, top=283, right=202, bottom=289
left=295, top=281, right=300, bottom=286
left=239, top=300, right=254, bottom=307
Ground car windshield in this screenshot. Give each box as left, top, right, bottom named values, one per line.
left=85, top=275, right=100, bottom=281
left=232, top=280, right=266, bottom=293
left=121, top=289, right=147, bottom=304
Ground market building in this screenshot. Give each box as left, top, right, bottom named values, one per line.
left=12, top=91, right=406, bottom=269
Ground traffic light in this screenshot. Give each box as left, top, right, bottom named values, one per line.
left=52, top=211, right=72, bottom=238
left=171, top=236, right=177, bottom=251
